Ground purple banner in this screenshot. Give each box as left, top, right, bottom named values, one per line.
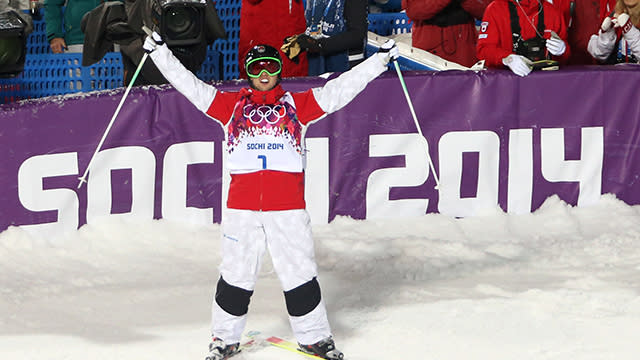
left=2, top=66, right=640, bottom=238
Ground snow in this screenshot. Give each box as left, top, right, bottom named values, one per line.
left=2, top=194, right=640, bottom=360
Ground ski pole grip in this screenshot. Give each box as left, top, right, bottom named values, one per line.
left=142, top=25, right=153, bottom=37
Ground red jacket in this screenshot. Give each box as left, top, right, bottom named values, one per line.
left=552, top=0, right=615, bottom=26
left=403, top=0, right=491, bottom=67
left=238, top=0, right=308, bottom=78
left=477, top=0, right=570, bottom=67
left=551, top=0, right=616, bottom=65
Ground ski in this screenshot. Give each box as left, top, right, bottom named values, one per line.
left=207, top=331, right=264, bottom=360
left=265, top=336, right=325, bottom=359
left=238, top=331, right=266, bottom=353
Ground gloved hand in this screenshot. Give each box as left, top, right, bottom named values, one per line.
left=615, top=13, right=640, bottom=39
left=296, top=34, right=322, bottom=53
left=588, top=16, right=617, bottom=60
left=281, top=33, right=323, bottom=63
left=281, top=35, right=303, bottom=61
left=546, top=31, right=566, bottom=56
left=598, top=16, right=617, bottom=44
left=378, top=39, right=399, bottom=63
left=502, top=54, right=532, bottom=77
left=615, top=13, right=640, bottom=57
left=614, top=13, right=632, bottom=33
left=601, top=16, right=614, bottom=32
left=143, top=31, right=164, bottom=53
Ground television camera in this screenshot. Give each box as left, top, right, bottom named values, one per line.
left=81, top=0, right=225, bottom=85
left=0, top=6, right=33, bottom=78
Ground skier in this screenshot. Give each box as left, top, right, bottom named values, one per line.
left=142, top=32, right=399, bottom=360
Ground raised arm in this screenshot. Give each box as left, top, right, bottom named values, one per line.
left=143, top=33, right=218, bottom=114
left=588, top=15, right=617, bottom=61
left=312, top=40, right=398, bottom=114
left=616, top=13, right=640, bottom=59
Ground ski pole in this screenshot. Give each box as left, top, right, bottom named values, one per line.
left=392, top=60, right=441, bottom=189
left=77, top=51, right=149, bottom=189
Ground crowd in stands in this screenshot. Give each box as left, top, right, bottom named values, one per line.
left=245, top=0, right=639, bottom=78
left=240, top=0, right=370, bottom=77
left=6, top=0, right=640, bottom=91
left=403, top=0, right=639, bottom=76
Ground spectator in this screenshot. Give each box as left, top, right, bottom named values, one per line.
left=45, top=0, right=101, bottom=53
left=587, top=0, right=640, bottom=63
left=477, top=0, right=570, bottom=77
left=282, top=0, right=368, bottom=75
left=143, top=30, right=399, bottom=360
left=551, top=0, right=616, bottom=65
left=238, top=0, right=308, bottom=78
left=403, top=0, right=491, bottom=67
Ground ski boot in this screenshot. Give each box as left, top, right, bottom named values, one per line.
left=205, top=337, right=240, bottom=360
left=298, top=336, right=344, bottom=360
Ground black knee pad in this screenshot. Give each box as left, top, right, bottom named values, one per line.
left=215, top=277, right=254, bottom=316
left=284, top=277, right=321, bottom=317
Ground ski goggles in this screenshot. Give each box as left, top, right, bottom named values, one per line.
left=246, top=57, right=282, bottom=78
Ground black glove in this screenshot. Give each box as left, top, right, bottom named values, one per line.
left=296, top=34, right=322, bottom=54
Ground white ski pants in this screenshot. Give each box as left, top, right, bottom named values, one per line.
left=211, top=208, right=331, bottom=345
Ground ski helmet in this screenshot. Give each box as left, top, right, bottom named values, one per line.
left=244, top=44, right=282, bottom=79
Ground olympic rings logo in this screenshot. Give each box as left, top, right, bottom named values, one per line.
left=243, top=104, right=287, bottom=124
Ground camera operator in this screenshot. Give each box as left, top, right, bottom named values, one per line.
left=477, top=0, right=570, bottom=77
left=0, top=0, right=24, bottom=10
left=81, top=0, right=225, bottom=86
left=0, top=0, right=33, bottom=77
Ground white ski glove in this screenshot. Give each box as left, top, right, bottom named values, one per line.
left=546, top=31, right=566, bottom=56
left=588, top=16, right=617, bottom=60
left=143, top=31, right=164, bottom=53
left=599, top=16, right=617, bottom=44
left=614, top=13, right=632, bottom=33
left=502, top=54, right=532, bottom=77
left=601, top=16, right=614, bottom=32
left=615, top=13, right=640, bottom=58
left=378, top=39, right=400, bottom=64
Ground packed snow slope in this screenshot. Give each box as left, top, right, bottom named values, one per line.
left=1, top=194, right=639, bottom=360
